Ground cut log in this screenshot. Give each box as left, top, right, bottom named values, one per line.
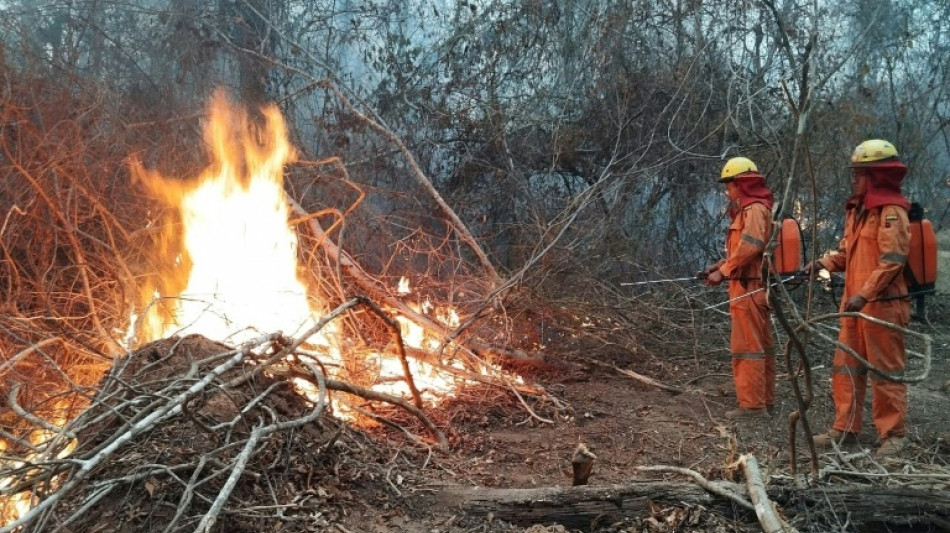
left=429, top=481, right=950, bottom=531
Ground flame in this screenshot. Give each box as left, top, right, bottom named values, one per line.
left=397, top=299, right=459, bottom=352
left=0, top=491, right=31, bottom=529
left=126, top=92, right=487, bottom=408
left=130, top=91, right=326, bottom=347
left=1, top=403, right=78, bottom=526
left=4, top=92, right=527, bottom=529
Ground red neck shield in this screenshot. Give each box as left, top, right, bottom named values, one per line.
left=849, top=160, right=910, bottom=211
left=728, top=172, right=774, bottom=219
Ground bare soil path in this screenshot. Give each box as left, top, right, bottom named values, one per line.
left=347, top=298, right=950, bottom=533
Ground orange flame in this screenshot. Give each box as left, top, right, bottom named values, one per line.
left=1, top=404, right=78, bottom=526
left=5, top=92, right=525, bottom=529
left=397, top=276, right=411, bottom=295
left=129, top=91, right=328, bottom=347
left=123, top=90, right=533, bottom=411
left=125, top=91, right=483, bottom=406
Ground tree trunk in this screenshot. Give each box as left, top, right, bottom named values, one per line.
left=428, top=482, right=950, bottom=532
left=430, top=482, right=735, bottom=530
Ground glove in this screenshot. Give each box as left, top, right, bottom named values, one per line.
left=697, top=264, right=720, bottom=279
left=844, top=295, right=867, bottom=312
left=803, top=260, right=824, bottom=276
left=705, top=269, right=725, bottom=286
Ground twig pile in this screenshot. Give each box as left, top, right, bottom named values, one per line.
left=2, top=329, right=450, bottom=533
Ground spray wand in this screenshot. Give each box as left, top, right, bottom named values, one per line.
left=619, top=276, right=703, bottom=286
left=619, top=271, right=776, bottom=287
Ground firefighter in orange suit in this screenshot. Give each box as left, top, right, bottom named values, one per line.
left=806, top=139, right=911, bottom=456
left=701, top=157, right=776, bottom=420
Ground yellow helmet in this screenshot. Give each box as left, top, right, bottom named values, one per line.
left=851, top=139, right=898, bottom=166
left=720, top=157, right=758, bottom=182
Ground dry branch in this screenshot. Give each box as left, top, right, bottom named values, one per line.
left=636, top=465, right=752, bottom=510
left=289, top=198, right=549, bottom=382
left=194, top=361, right=329, bottom=533
left=0, top=127, right=124, bottom=356
left=739, top=455, right=798, bottom=533
left=266, top=367, right=449, bottom=453
left=313, top=80, right=502, bottom=288
left=0, top=334, right=280, bottom=533
left=357, top=296, right=424, bottom=409
left=589, top=360, right=687, bottom=395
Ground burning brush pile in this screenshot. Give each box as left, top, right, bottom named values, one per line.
left=0, top=91, right=544, bottom=532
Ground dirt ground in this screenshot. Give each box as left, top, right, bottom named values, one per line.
left=33, top=289, right=948, bottom=533
left=332, top=291, right=950, bottom=533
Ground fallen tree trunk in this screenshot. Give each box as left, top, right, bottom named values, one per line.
left=429, top=481, right=950, bottom=532
left=774, top=485, right=950, bottom=532
left=430, top=482, right=738, bottom=530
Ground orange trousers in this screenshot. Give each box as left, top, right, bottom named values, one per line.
left=730, top=287, right=775, bottom=410
left=832, top=300, right=909, bottom=439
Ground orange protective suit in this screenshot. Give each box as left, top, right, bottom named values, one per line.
left=818, top=204, right=911, bottom=439
left=715, top=202, right=776, bottom=410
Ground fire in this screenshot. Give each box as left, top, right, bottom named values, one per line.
left=397, top=298, right=459, bottom=352
left=397, top=276, right=411, bottom=295
left=3, top=91, right=522, bottom=530
left=1, top=404, right=78, bottom=526
left=126, top=91, right=489, bottom=407
left=0, top=484, right=32, bottom=528
left=130, top=91, right=328, bottom=348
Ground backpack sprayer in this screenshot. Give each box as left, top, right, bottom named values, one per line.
left=621, top=207, right=937, bottom=316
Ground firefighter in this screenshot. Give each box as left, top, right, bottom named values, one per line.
left=805, top=139, right=911, bottom=456
left=702, top=157, right=776, bottom=420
